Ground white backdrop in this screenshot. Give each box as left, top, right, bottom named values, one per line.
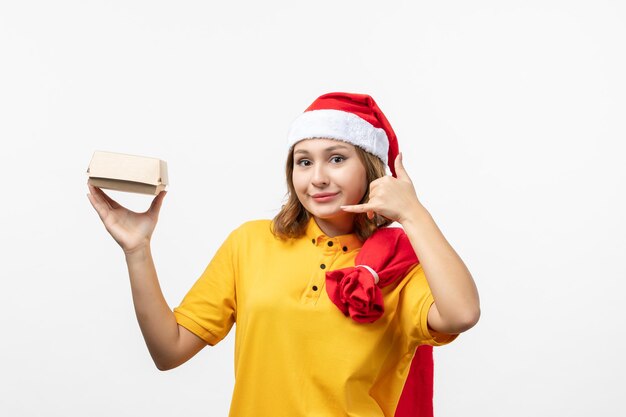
left=1, top=1, right=624, bottom=416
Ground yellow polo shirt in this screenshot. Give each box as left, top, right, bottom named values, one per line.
left=173, top=218, right=456, bottom=417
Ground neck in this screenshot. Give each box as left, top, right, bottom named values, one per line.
left=313, top=214, right=355, bottom=237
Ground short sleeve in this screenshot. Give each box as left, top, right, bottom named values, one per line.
left=173, top=228, right=239, bottom=346
left=397, top=264, right=458, bottom=347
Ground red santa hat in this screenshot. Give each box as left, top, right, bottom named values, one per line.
left=287, top=92, right=401, bottom=177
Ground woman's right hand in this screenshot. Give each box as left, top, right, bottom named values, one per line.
left=87, top=184, right=167, bottom=254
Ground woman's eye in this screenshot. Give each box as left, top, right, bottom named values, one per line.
left=331, top=156, right=345, bottom=163
left=296, top=159, right=311, bottom=167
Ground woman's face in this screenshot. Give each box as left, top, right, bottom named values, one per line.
left=292, top=138, right=368, bottom=236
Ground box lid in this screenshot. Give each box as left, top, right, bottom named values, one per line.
left=87, top=151, right=168, bottom=186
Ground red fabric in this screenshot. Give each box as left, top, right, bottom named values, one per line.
left=325, top=227, right=419, bottom=323
left=395, top=345, right=434, bottom=417
left=304, top=92, right=400, bottom=177
left=326, top=227, right=434, bottom=416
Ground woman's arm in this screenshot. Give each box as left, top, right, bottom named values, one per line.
left=400, top=205, right=480, bottom=334
left=124, top=245, right=207, bottom=370
left=340, top=153, right=480, bottom=334
left=87, top=185, right=206, bottom=370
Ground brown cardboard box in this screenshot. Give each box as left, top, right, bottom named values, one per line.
left=87, top=151, right=168, bottom=195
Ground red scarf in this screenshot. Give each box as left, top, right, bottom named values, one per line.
left=325, top=226, right=419, bottom=323
left=325, top=226, right=434, bottom=417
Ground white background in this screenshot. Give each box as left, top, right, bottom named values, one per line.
left=1, top=1, right=624, bottom=416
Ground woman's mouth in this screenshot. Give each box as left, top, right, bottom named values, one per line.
left=311, top=192, right=339, bottom=203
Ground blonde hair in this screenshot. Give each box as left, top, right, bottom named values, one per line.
left=271, top=143, right=392, bottom=242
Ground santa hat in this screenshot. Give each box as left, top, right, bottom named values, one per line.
left=287, top=92, right=401, bottom=177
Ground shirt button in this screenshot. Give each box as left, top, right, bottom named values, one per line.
left=342, top=246, right=348, bottom=252
left=312, top=285, right=318, bottom=291
left=327, top=241, right=333, bottom=247
left=320, top=264, right=326, bottom=269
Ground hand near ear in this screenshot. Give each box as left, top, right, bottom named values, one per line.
left=87, top=184, right=167, bottom=254
left=341, top=153, right=423, bottom=224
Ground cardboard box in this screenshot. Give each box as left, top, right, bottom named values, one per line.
left=87, top=151, right=168, bottom=195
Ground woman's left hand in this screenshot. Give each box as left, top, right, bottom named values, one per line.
left=341, top=153, right=424, bottom=224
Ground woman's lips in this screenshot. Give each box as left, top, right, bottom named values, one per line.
left=311, top=192, right=339, bottom=203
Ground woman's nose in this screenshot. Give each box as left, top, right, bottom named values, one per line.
left=311, top=165, right=329, bottom=186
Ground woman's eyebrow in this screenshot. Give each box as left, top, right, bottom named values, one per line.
left=294, top=145, right=350, bottom=155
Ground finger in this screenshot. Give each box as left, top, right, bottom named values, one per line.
left=96, top=187, right=122, bottom=209
left=394, top=153, right=412, bottom=183
left=87, top=192, right=109, bottom=222
left=367, top=210, right=375, bottom=220
left=340, top=203, right=372, bottom=213
left=87, top=184, right=112, bottom=210
left=148, top=190, right=167, bottom=215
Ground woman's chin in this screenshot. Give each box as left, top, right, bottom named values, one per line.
left=311, top=208, right=354, bottom=222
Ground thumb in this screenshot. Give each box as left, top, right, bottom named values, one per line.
left=148, top=190, right=167, bottom=216
left=394, top=153, right=411, bottom=182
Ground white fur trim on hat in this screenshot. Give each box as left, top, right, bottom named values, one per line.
left=287, top=109, right=389, bottom=165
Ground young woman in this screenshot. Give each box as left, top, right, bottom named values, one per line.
left=87, top=92, right=480, bottom=416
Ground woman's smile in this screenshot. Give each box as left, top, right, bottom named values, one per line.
left=311, top=192, right=339, bottom=203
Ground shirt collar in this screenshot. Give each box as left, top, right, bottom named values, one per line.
left=304, top=217, right=363, bottom=252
